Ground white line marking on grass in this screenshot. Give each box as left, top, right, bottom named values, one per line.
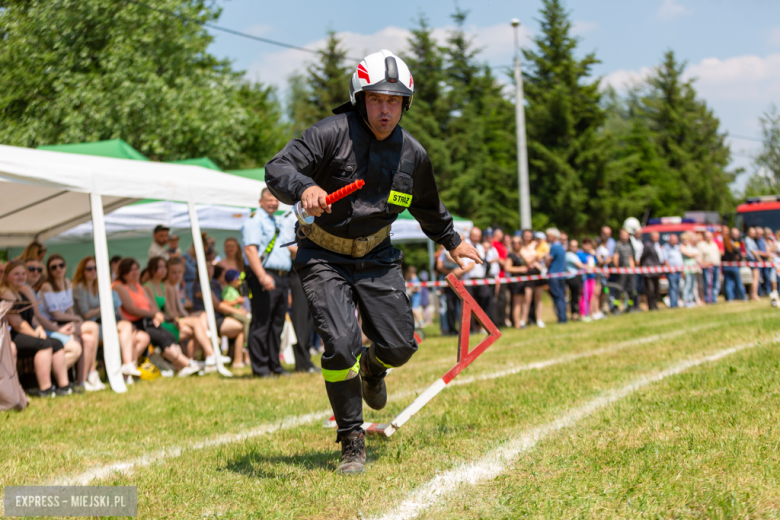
left=50, top=410, right=331, bottom=486
left=373, top=338, right=777, bottom=520
left=54, top=317, right=755, bottom=486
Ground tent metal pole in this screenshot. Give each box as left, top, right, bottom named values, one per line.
left=187, top=201, right=232, bottom=377
left=89, top=192, right=126, bottom=393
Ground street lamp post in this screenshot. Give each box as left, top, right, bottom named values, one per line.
left=512, top=18, right=532, bottom=231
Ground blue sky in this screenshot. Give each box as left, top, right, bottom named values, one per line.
left=206, top=0, right=780, bottom=191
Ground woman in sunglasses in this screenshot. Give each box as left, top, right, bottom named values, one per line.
left=1, top=260, right=72, bottom=397
left=24, top=258, right=46, bottom=292
left=39, top=254, right=102, bottom=391
left=73, top=256, right=149, bottom=382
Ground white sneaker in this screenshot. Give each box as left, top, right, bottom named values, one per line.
left=177, top=365, right=201, bottom=377
left=536, top=320, right=546, bottom=329
left=519, top=320, right=526, bottom=329
left=205, top=355, right=232, bottom=366
left=160, top=369, right=175, bottom=378
left=125, top=374, right=134, bottom=385
left=83, top=379, right=99, bottom=392
left=87, top=370, right=106, bottom=391
left=121, top=363, right=142, bottom=377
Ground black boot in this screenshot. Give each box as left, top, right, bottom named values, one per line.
left=359, top=345, right=387, bottom=410
left=336, top=431, right=366, bottom=474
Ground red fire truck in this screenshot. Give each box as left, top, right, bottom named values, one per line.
left=735, top=196, right=780, bottom=233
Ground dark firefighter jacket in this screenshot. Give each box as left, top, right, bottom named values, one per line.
left=264, top=111, right=462, bottom=252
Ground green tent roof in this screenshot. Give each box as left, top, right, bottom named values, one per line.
left=170, top=157, right=222, bottom=171
left=226, top=168, right=264, bottom=182
left=38, top=139, right=149, bottom=161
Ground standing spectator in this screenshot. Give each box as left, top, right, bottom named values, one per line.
left=640, top=232, right=664, bottom=311
left=722, top=228, right=747, bottom=301
left=680, top=232, right=701, bottom=307
left=663, top=234, right=684, bottom=308
left=1, top=260, right=72, bottom=396
left=755, top=227, right=771, bottom=297
left=504, top=235, right=529, bottom=329
left=600, top=226, right=616, bottom=257
left=535, top=231, right=550, bottom=260
left=405, top=266, right=424, bottom=329
left=564, top=239, right=584, bottom=320
left=39, top=255, right=102, bottom=390
left=462, top=227, right=493, bottom=330
left=520, top=230, right=545, bottom=327
left=697, top=231, right=721, bottom=304
left=546, top=228, right=567, bottom=324
left=764, top=227, right=779, bottom=305
left=594, top=235, right=612, bottom=318
left=613, top=229, right=637, bottom=309
left=148, top=225, right=171, bottom=261
left=418, top=271, right=432, bottom=326
left=744, top=227, right=761, bottom=301
left=241, top=189, right=295, bottom=378
left=166, top=234, right=182, bottom=260
left=577, top=238, right=598, bottom=320
left=288, top=264, right=319, bottom=373
left=436, top=244, right=466, bottom=336
left=491, top=228, right=510, bottom=328
left=482, top=233, right=500, bottom=323
left=114, top=258, right=201, bottom=377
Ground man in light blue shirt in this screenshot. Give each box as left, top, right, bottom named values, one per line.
left=663, top=233, right=684, bottom=307
left=241, top=188, right=297, bottom=377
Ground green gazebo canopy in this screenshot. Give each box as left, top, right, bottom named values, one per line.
left=38, top=139, right=149, bottom=161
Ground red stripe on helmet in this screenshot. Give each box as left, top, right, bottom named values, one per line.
left=357, top=64, right=370, bottom=82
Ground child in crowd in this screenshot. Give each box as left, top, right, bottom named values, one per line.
left=577, top=238, right=599, bottom=321
left=167, top=234, right=182, bottom=259
left=221, top=269, right=250, bottom=363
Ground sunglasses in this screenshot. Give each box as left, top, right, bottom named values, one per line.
left=84, top=266, right=96, bottom=272
left=27, top=266, right=43, bottom=273
left=50, top=263, right=66, bottom=270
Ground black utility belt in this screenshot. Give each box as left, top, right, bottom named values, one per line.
left=265, top=269, right=290, bottom=277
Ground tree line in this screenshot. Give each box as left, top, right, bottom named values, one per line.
left=2, top=0, right=768, bottom=234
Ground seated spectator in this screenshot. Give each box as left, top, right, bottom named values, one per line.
left=191, top=261, right=247, bottom=362
left=221, top=269, right=250, bottom=366
left=17, top=241, right=47, bottom=263
left=113, top=258, right=201, bottom=377
left=167, top=234, right=182, bottom=260
left=24, top=258, right=46, bottom=292
left=72, top=256, right=146, bottom=380
left=110, top=256, right=122, bottom=282
left=148, top=224, right=171, bottom=261
left=144, top=256, right=221, bottom=366
left=0, top=260, right=72, bottom=396
left=39, top=255, right=102, bottom=390
left=0, top=261, right=4, bottom=280
left=217, top=238, right=244, bottom=273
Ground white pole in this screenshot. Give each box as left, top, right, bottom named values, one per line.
left=187, top=201, right=232, bottom=377
left=89, top=192, right=126, bottom=393
left=512, top=18, right=532, bottom=231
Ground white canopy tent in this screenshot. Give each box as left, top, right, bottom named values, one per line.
left=0, top=144, right=270, bottom=392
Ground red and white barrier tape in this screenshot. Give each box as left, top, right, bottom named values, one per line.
left=407, top=261, right=778, bottom=288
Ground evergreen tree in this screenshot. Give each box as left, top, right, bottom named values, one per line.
left=522, top=0, right=610, bottom=233
left=0, top=0, right=287, bottom=168
left=439, top=8, right=518, bottom=231
left=642, top=50, right=735, bottom=213
left=288, top=31, right=352, bottom=136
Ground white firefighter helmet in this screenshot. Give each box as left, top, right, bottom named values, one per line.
left=348, top=50, right=414, bottom=110
left=623, top=217, right=641, bottom=235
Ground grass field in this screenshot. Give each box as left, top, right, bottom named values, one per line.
left=2, top=301, right=780, bottom=519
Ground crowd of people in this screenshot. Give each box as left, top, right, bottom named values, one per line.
left=421, top=221, right=780, bottom=334
left=0, top=225, right=297, bottom=398
left=3, top=215, right=779, bottom=399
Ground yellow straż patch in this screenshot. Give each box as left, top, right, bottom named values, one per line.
left=388, top=190, right=412, bottom=207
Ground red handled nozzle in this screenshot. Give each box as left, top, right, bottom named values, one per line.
left=326, top=179, right=365, bottom=205
left=293, top=179, right=366, bottom=226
